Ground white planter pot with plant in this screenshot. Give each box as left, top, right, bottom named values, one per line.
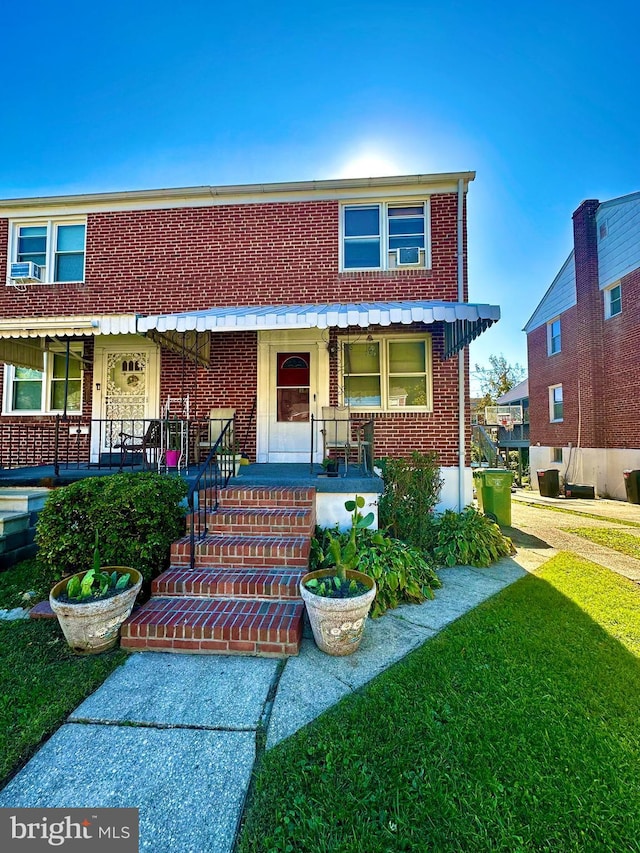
left=300, top=496, right=377, bottom=656
left=49, top=534, right=142, bottom=654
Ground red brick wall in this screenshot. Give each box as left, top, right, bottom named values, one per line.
left=0, top=194, right=460, bottom=317
left=528, top=201, right=640, bottom=451
left=0, top=191, right=469, bottom=466
left=601, top=266, right=640, bottom=448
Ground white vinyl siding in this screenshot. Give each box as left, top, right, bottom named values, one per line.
left=524, top=252, right=576, bottom=333
left=597, top=193, right=640, bottom=289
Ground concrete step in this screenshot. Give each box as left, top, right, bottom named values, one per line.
left=0, top=488, right=50, bottom=514
left=171, top=533, right=311, bottom=569
left=152, top=566, right=304, bottom=600
left=121, top=597, right=304, bottom=657
left=0, top=511, right=30, bottom=537
left=194, top=506, right=315, bottom=537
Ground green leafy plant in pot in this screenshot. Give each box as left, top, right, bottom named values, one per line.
left=49, top=532, right=142, bottom=654
left=300, top=495, right=377, bottom=655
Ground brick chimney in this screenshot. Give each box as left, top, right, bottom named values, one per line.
left=572, top=199, right=605, bottom=448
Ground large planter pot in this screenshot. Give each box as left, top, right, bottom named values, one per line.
left=300, top=568, right=376, bottom=656
left=49, top=567, right=143, bottom=654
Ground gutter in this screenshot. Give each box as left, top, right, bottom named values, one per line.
left=457, top=178, right=466, bottom=511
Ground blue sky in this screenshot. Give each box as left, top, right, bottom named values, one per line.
left=2, top=0, right=638, bottom=390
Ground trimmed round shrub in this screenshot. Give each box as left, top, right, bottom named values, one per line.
left=36, top=472, right=188, bottom=588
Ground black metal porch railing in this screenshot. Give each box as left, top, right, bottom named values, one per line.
left=0, top=415, right=235, bottom=475
left=187, top=417, right=236, bottom=571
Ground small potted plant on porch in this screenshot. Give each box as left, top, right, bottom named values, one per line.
left=216, top=440, right=242, bottom=477
left=320, top=456, right=339, bottom=477
left=300, top=495, right=377, bottom=656
left=49, top=533, right=142, bottom=654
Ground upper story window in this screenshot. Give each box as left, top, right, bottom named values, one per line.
left=3, top=349, right=83, bottom=414
left=341, top=335, right=432, bottom=411
left=341, top=202, right=429, bottom=271
left=10, top=219, right=86, bottom=284
left=547, top=318, right=561, bottom=355
left=604, top=283, right=622, bottom=319
left=549, top=384, right=563, bottom=422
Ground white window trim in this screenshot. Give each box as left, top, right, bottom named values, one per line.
left=2, top=347, right=84, bottom=415
left=340, top=333, right=433, bottom=412
left=547, top=317, right=561, bottom=355
left=549, top=384, right=563, bottom=423
left=8, top=217, right=87, bottom=285
left=339, top=199, right=432, bottom=272
left=604, top=282, right=622, bottom=319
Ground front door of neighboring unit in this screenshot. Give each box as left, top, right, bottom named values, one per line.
left=91, top=339, right=160, bottom=459
left=257, top=331, right=328, bottom=463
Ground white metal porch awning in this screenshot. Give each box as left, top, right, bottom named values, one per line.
left=0, top=315, right=137, bottom=371
left=137, top=301, right=500, bottom=358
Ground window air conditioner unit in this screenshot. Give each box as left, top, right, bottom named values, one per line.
left=396, top=247, right=421, bottom=266
left=10, top=261, right=42, bottom=282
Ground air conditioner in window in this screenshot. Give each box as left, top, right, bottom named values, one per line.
left=396, top=247, right=421, bottom=266
left=10, top=261, right=42, bottom=282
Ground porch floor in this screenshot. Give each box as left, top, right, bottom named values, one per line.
left=0, top=462, right=383, bottom=493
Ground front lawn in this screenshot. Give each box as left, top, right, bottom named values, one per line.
left=0, top=560, right=128, bottom=787
left=239, top=554, right=640, bottom=852
left=567, top=526, right=640, bottom=560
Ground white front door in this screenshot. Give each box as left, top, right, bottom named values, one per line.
left=257, top=330, right=328, bottom=463
left=91, top=337, right=160, bottom=459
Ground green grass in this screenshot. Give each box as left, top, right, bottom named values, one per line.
left=567, top=527, right=640, bottom=560
left=0, top=557, right=51, bottom=610
left=238, top=554, right=640, bottom=853
left=0, top=560, right=128, bottom=787
left=516, top=499, right=640, bottom=527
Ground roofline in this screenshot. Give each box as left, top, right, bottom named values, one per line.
left=0, top=171, right=476, bottom=212
left=523, top=250, right=575, bottom=333
left=597, top=189, right=640, bottom=212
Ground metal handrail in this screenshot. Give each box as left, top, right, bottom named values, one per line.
left=187, top=417, right=235, bottom=571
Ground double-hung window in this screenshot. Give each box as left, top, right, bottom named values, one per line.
left=547, top=318, right=561, bottom=355
left=4, top=350, right=83, bottom=414
left=342, top=336, right=432, bottom=411
left=549, top=384, right=563, bottom=422
left=11, top=220, right=86, bottom=283
left=604, top=283, right=622, bottom=319
left=342, top=202, right=429, bottom=270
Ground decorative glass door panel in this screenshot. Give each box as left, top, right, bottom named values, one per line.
left=103, top=351, right=149, bottom=448
left=268, top=350, right=314, bottom=460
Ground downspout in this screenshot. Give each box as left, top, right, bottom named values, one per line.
left=457, top=179, right=465, bottom=511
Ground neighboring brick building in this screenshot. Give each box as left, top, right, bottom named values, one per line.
left=0, top=172, right=499, bottom=508
left=524, top=191, right=640, bottom=500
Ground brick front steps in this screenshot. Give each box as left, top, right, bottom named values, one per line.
left=121, top=487, right=315, bottom=657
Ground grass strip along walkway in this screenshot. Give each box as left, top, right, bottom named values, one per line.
left=239, top=554, right=640, bottom=853
left=567, top=527, right=640, bottom=560
left=0, top=560, right=128, bottom=787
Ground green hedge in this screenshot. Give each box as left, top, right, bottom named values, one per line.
left=36, top=473, right=188, bottom=587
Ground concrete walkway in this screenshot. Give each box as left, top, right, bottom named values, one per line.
left=0, top=559, right=527, bottom=852
left=509, top=489, right=640, bottom=583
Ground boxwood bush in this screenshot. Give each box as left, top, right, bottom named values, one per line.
left=36, top=472, right=188, bottom=588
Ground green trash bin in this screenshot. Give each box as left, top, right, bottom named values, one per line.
left=474, top=468, right=513, bottom=525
